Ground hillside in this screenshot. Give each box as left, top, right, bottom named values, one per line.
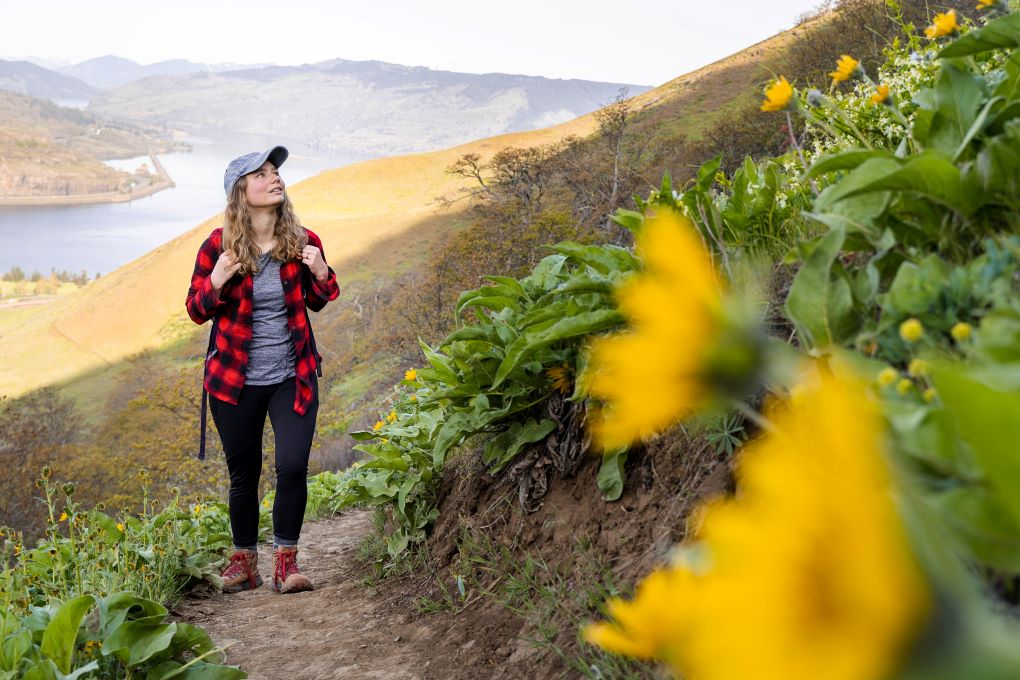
left=0, top=90, right=179, bottom=199
left=59, top=55, right=268, bottom=90
left=0, top=59, right=96, bottom=104
left=88, top=59, right=649, bottom=156
left=0, top=19, right=813, bottom=403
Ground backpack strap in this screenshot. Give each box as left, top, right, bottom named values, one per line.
left=198, top=320, right=218, bottom=461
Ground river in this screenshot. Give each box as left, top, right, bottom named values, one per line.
left=0, top=129, right=365, bottom=277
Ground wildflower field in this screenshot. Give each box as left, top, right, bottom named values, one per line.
left=3, top=2, right=1020, bottom=678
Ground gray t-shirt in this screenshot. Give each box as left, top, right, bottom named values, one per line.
left=246, top=252, right=297, bottom=385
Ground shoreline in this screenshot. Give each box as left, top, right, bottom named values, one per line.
left=0, top=149, right=175, bottom=208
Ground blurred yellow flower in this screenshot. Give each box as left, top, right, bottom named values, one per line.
left=547, top=364, right=572, bottom=395
left=405, top=368, right=417, bottom=381
left=761, top=76, right=794, bottom=112
left=829, top=55, right=860, bottom=84
left=899, top=318, right=924, bottom=343
left=907, top=359, right=929, bottom=377
left=975, top=0, right=995, bottom=9
left=585, top=374, right=930, bottom=680
left=586, top=211, right=723, bottom=451
left=193, top=504, right=203, bottom=515
left=950, top=322, right=972, bottom=342
left=263, top=500, right=271, bottom=508
left=925, top=10, right=958, bottom=38
left=116, top=522, right=125, bottom=532
left=58, top=511, right=68, bottom=522
left=372, top=420, right=384, bottom=431
left=870, top=84, right=891, bottom=106
left=922, top=388, right=937, bottom=403
left=410, top=394, right=418, bottom=402
left=877, top=367, right=898, bottom=387
left=896, top=378, right=914, bottom=395
left=386, top=410, right=398, bottom=423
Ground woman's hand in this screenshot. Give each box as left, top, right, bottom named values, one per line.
left=210, top=250, right=242, bottom=291
left=301, top=245, right=329, bottom=283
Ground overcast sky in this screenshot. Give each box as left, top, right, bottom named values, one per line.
left=7, top=0, right=821, bottom=86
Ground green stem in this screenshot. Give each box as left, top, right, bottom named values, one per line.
left=730, top=399, right=776, bottom=434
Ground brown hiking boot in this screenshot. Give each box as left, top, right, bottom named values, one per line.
left=220, top=549, right=262, bottom=593
left=272, top=546, right=313, bottom=593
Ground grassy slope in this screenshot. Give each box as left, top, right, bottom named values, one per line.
left=0, top=24, right=798, bottom=403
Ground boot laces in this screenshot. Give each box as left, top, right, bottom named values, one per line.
left=223, top=551, right=256, bottom=587
left=275, top=549, right=301, bottom=584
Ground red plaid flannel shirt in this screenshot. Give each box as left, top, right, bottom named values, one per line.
left=185, top=227, right=339, bottom=414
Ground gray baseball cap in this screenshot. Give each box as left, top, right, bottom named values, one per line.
left=223, top=145, right=289, bottom=197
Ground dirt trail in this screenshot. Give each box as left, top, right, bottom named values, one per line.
left=175, top=511, right=437, bottom=680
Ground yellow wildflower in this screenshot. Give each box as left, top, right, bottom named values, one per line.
left=585, top=374, right=930, bottom=680
left=896, top=378, right=914, bottom=395
left=950, top=322, right=972, bottom=342
left=547, top=364, right=573, bottom=395
left=975, top=0, right=995, bottom=10
left=925, top=10, right=958, bottom=38
left=829, top=55, right=860, bottom=84
left=386, top=410, right=398, bottom=423
left=116, top=522, right=125, bottom=532
left=907, top=359, right=929, bottom=377
left=899, top=318, right=924, bottom=343
left=263, top=500, right=271, bottom=508
left=586, top=211, right=723, bottom=451
left=59, top=511, right=68, bottom=522
left=870, top=84, right=891, bottom=106
left=410, top=394, right=418, bottom=402
left=877, top=367, right=898, bottom=387
left=761, top=76, right=795, bottom=112
left=922, top=388, right=937, bottom=403
left=372, top=420, right=384, bottom=431
left=405, top=368, right=417, bottom=382
left=192, top=503, right=202, bottom=515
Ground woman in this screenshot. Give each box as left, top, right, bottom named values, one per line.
left=185, top=145, right=339, bottom=594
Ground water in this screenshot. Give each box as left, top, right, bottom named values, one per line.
left=0, top=129, right=365, bottom=277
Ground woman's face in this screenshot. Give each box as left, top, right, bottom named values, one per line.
left=243, top=160, right=286, bottom=208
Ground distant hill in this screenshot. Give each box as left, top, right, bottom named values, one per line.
left=0, top=60, right=96, bottom=105
left=59, top=55, right=270, bottom=90
left=88, top=59, right=650, bottom=156
left=0, top=90, right=173, bottom=198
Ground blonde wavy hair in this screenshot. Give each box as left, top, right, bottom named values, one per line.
left=222, top=175, right=307, bottom=275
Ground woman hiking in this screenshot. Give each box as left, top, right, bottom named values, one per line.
left=185, top=145, right=339, bottom=594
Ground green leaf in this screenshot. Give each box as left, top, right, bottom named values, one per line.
left=939, top=12, right=1020, bottom=58
left=417, top=338, right=458, bottom=385
left=925, top=486, right=1020, bottom=572
left=482, top=418, right=557, bottom=473
left=935, top=366, right=1020, bottom=530
left=804, top=149, right=893, bottom=180
left=886, top=258, right=947, bottom=316
left=103, top=621, right=177, bottom=667
left=40, top=595, right=94, bottom=673
left=492, top=309, right=624, bottom=387
left=596, top=450, right=627, bottom=501
left=783, top=228, right=851, bottom=349
left=837, top=151, right=976, bottom=216
left=548, top=242, right=639, bottom=275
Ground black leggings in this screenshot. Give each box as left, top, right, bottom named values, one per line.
left=209, top=377, right=318, bottom=549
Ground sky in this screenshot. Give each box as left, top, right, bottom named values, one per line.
left=5, top=0, right=822, bottom=86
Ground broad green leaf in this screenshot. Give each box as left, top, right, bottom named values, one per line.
left=597, top=450, right=627, bottom=501
left=925, top=486, right=1020, bottom=572
left=417, top=338, right=458, bottom=385
left=940, top=12, right=1020, bottom=57
left=926, top=64, right=985, bottom=157
left=492, top=309, right=625, bottom=387
left=935, top=366, right=1020, bottom=530
left=837, top=152, right=976, bottom=216
left=886, top=258, right=947, bottom=316
left=548, top=242, right=640, bottom=275
left=0, top=629, right=32, bottom=671
left=783, top=227, right=848, bottom=349
left=482, top=418, right=557, bottom=473
left=41, top=595, right=94, bottom=673
left=103, top=621, right=177, bottom=667
left=804, top=149, right=892, bottom=180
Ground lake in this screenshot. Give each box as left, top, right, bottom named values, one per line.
left=0, top=129, right=365, bottom=277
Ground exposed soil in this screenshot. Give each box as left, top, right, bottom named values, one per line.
left=175, top=431, right=732, bottom=679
